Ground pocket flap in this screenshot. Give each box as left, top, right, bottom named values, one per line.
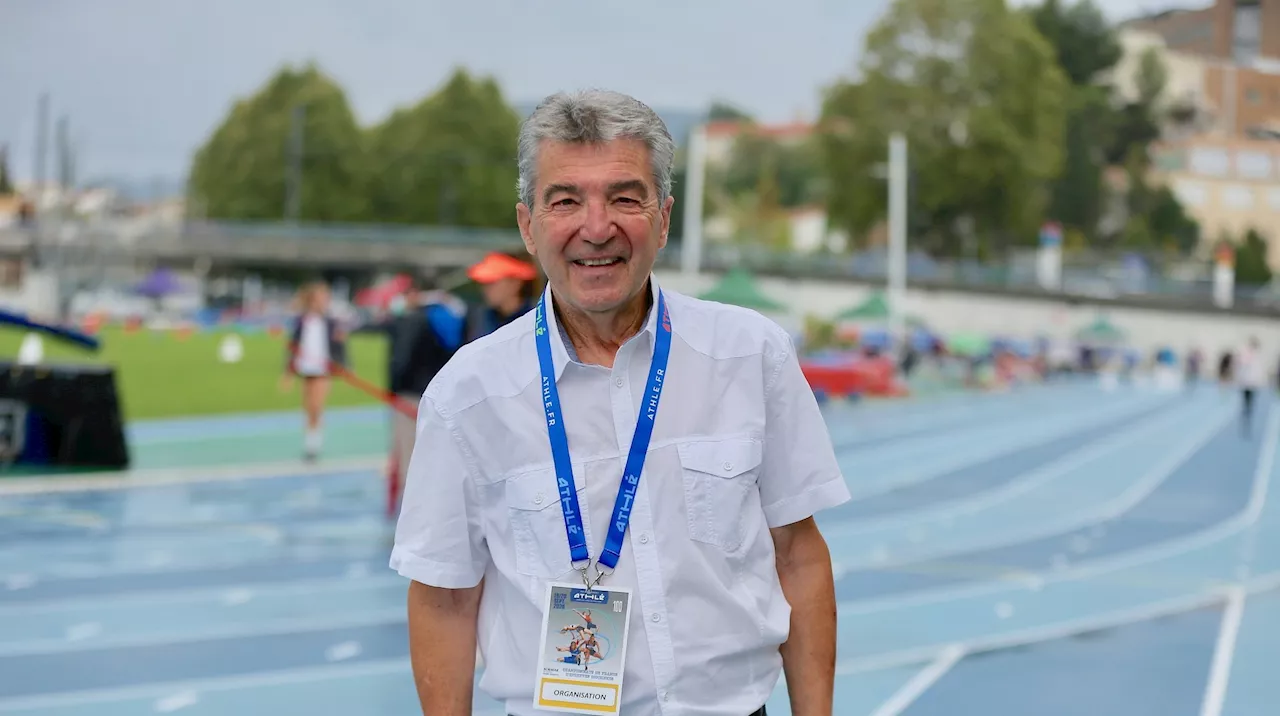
left=677, top=437, right=763, bottom=478
left=504, top=468, right=565, bottom=512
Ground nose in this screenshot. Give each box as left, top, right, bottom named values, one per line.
left=579, top=197, right=616, bottom=244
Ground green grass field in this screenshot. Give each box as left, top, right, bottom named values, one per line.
left=0, top=325, right=389, bottom=421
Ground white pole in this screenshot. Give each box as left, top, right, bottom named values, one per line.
left=887, top=133, right=908, bottom=342
left=680, top=124, right=707, bottom=276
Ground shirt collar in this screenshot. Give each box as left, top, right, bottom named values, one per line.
left=542, top=275, right=662, bottom=379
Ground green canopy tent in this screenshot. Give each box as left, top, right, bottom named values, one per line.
left=697, top=268, right=787, bottom=312
left=1075, top=316, right=1127, bottom=346
left=946, top=331, right=992, bottom=357
left=834, top=291, right=928, bottom=328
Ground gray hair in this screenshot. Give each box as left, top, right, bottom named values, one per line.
left=516, top=89, right=676, bottom=208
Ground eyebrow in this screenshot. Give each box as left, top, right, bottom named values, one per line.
left=541, top=180, right=651, bottom=205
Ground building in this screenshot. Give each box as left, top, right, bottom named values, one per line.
left=1149, top=135, right=1280, bottom=262
left=701, top=120, right=813, bottom=166
left=1125, top=0, right=1280, bottom=137
left=1129, top=0, right=1277, bottom=61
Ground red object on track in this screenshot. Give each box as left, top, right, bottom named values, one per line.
left=799, top=355, right=908, bottom=398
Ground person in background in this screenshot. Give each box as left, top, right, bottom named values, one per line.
left=1218, top=348, right=1235, bottom=390
left=1237, top=336, right=1264, bottom=437
left=282, top=281, right=347, bottom=461
left=383, top=275, right=465, bottom=514
left=1184, top=346, right=1203, bottom=393
left=463, top=251, right=538, bottom=343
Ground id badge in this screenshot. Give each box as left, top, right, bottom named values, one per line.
left=533, top=582, right=633, bottom=714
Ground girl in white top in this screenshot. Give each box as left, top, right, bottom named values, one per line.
left=281, top=282, right=347, bottom=460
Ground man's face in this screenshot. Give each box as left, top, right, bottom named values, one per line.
left=516, top=138, right=673, bottom=316
left=481, top=277, right=521, bottom=309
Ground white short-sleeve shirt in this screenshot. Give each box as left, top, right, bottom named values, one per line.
left=390, top=277, right=850, bottom=716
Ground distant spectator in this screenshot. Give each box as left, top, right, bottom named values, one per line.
left=1237, top=337, right=1263, bottom=437
left=462, top=251, right=539, bottom=343
left=281, top=281, right=348, bottom=461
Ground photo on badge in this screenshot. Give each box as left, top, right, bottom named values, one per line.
left=533, top=582, right=632, bottom=715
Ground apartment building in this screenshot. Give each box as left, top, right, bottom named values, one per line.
left=1127, top=0, right=1280, bottom=137
left=1150, top=136, right=1280, bottom=262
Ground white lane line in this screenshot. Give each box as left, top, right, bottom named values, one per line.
left=839, top=571, right=1280, bottom=676
left=1199, top=586, right=1247, bottom=716
left=826, top=384, right=1133, bottom=447
left=0, top=610, right=405, bottom=657
left=152, top=689, right=199, bottom=713
left=833, top=402, right=1231, bottom=569
left=0, top=574, right=408, bottom=616
left=826, top=398, right=1209, bottom=548
left=842, top=393, right=1174, bottom=503
left=868, top=645, right=965, bottom=716
left=836, top=406, right=1280, bottom=616
left=0, top=658, right=412, bottom=712
left=0, top=457, right=383, bottom=496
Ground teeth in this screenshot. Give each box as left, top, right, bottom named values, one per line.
left=577, top=258, right=618, bottom=266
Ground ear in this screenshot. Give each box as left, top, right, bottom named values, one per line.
left=657, top=195, right=675, bottom=250
left=516, top=202, right=537, bottom=256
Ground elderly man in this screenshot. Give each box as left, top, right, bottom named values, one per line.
left=391, top=89, right=849, bottom=716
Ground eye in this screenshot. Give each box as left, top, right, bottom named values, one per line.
left=552, top=198, right=577, bottom=207
left=614, top=197, right=639, bottom=205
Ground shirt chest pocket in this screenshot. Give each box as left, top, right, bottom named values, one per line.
left=677, top=437, right=764, bottom=552
left=504, top=468, right=576, bottom=580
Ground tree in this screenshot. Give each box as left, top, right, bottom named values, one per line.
left=819, top=0, right=1069, bottom=255
left=0, top=144, right=12, bottom=195
left=365, top=68, right=520, bottom=227
left=1047, top=87, right=1112, bottom=238
left=1146, top=186, right=1200, bottom=254
left=707, top=101, right=754, bottom=123
left=188, top=64, right=369, bottom=222
left=1105, top=48, right=1165, bottom=165
left=1235, top=228, right=1272, bottom=286
left=720, top=131, right=823, bottom=209
left=1029, top=0, right=1123, bottom=240
left=1027, top=0, right=1121, bottom=86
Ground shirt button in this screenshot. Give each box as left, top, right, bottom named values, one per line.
left=662, top=692, right=670, bottom=702
left=639, top=533, right=649, bottom=544
left=614, top=377, right=624, bottom=388
left=651, top=613, right=661, bottom=623
left=722, top=461, right=733, bottom=471
left=533, top=493, right=544, bottom=505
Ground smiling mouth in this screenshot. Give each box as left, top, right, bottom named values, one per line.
left=573, top=258, right=624, bottom=267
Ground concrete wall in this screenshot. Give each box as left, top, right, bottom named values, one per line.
left=654, top=269, right=1278, bottom=360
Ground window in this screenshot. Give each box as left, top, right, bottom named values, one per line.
left=1237, top=150, right=1273, bottom=179
left=1190, top=147, right=1231, bottom=176
left=1174, top=179, right=1209, bottom=206
left=1221, top=184, right=1255, bottom=209
left=1234, top=3, right=1261, bottom=64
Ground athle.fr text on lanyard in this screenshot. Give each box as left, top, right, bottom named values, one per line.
left=533, top=289, right=672, bottom=591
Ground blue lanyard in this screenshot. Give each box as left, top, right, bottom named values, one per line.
left=533, top=289, right=672, bottom=589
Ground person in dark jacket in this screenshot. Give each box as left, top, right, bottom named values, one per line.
left=463, top=252, right=539, bottom=343
left=383, top=276, right=465, bottom=511
left=281, top=281, right=348, bottom=461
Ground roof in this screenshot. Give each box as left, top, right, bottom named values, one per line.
left=704, top=121, right=813, bottom=140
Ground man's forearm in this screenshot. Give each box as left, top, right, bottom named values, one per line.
left=777, top=529, right=837, bottom=716
left=408, top=580, right=483, bottom=715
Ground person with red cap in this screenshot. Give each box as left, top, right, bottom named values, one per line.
left=462, top=251, right=539, bottom=343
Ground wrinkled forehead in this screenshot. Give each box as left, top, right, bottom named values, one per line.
left=536, top=138, right=654, bottom=196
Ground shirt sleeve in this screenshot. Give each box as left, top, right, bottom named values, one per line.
left=757, top=328, right=851, bottom=528
left=389, top=395, right=488, bottom=588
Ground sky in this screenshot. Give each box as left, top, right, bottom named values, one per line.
left=0, top=0, right=1205, bottom=186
